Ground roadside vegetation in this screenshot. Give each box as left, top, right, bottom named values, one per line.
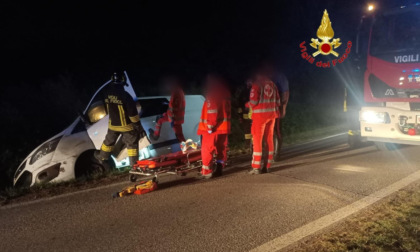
left=297, top=183, right=420, bottom=251
left=0, top=169, right=130, bottom=206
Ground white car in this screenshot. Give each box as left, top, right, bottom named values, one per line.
left=13, top=72, right=204, bottom=187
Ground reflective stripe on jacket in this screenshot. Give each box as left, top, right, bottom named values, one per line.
left=248, top=81, right=280, bottom=120
left=197, top=85, right=231, bottom=135
left=104, top=85, right=139, bottom=132
left=167, top=87, right=185, bottom=124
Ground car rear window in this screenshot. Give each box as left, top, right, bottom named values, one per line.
left=138, top=98, right=169, bottom=118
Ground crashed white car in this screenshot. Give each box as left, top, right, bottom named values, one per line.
left=14, top=72, right=204, bottom=187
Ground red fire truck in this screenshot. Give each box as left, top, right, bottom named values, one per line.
left=351, top=2, right=420, bottom=150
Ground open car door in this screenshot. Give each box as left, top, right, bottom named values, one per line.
left=84, top=71, right=138, bottom=150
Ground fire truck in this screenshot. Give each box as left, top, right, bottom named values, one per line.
left=351, top=2, right=420, bottom=150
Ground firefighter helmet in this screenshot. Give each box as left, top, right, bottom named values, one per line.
left=111, top=72, right=126, bottom=84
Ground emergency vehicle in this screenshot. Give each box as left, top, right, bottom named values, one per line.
left=352, top=3, right=420, bottom=150
left=13, top=72, right=204, bottom=187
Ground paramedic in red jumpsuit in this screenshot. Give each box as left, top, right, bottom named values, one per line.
left=149, top=78, right=186, bottom=142
left=248, top=74, right=281, bottom=174
left=197, top=74, right=231, bottom=179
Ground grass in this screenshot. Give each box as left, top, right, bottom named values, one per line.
left=297, top=183, right=420, bottom=252
left=283, top=124, right=347, bottom=146
left=0, top=168, right=130, bottom=205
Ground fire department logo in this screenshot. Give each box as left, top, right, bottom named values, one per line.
left=264, top=84, right=273, bottom=97
left=310, top=10, right=341, bottom=57
left=299, top=9, right=352, bottom=68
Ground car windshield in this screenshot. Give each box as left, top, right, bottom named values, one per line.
left=370, top=9, right=420, bottom=55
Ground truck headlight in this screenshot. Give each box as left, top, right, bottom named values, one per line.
left=360, top=111, right=390, bottom=124
left=29, top=137, right=61, bottom=165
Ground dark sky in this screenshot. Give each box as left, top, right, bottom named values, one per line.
left=2, top=0, right=372, bottom=90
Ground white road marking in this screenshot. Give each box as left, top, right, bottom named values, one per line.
left=335, top=165, right=370, bottom=173
left=249, top=169, right=420, bottom=252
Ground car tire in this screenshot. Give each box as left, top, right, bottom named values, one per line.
left=75, top=150, right=115, bottom=178
left=129, top=174, right=138, bottom=182
left=348, top=134, right=362, bottom=149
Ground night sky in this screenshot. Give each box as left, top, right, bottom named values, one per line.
left=2, top=0, right=368, bottom=89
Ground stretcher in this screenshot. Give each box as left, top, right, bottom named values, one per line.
left=129, top=149, right=203, bottom=182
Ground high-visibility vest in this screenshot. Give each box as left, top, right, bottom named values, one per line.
left=197, top=86, right=231, bottom=135
left=248, top=81, right=280, bottom=120
left=167, top=87, right=185, bottom=125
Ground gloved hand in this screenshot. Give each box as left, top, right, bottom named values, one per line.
left=133, top=122, right=147, bottom=138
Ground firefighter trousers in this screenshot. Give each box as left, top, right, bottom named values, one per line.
left=154, top=113, right=186, bottom=142
left=251, top=118, right=275, bottom=169
left=201, top=133, right=228, bottom=175
left=99, top=129, right=139, bottom=165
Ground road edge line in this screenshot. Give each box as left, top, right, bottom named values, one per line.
left=0, top=180, right=130, bottom=210
left=249, top=170, right=420, bottom=252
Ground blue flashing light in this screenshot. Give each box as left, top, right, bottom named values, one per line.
left=403, top=70, right=406, bottom=73
left=413, top=69, right=420, bottom=73
left=416, top=2, right=420, bottom=5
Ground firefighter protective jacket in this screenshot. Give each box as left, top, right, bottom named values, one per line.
left=167, top=86, right=185, bottom=125
left=198, top=84, right=231, bottom=135
left=248, top=81, right=281, bottom=120
left=104, top=84, right=140, bottom=132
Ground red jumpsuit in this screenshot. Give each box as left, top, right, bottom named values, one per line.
left=153, top=86, right=186, bottom=142
left=248, top=80, right=280, bottom=170
left=197, top=83, right=231, bottom=176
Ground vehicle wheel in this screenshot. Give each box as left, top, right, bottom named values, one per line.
left=374, top=142, right=398, bottom=151
left=348, top=134, right=362, bottom=149
left=75, top=150, right=114, bottom=178
left=129, top=174, right=138, bottom=182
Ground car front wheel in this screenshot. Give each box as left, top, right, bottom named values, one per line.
left=75, top=150, right=114, bottom=178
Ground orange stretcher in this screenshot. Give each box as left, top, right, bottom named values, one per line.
left=129, top=150, right=202, bottom=182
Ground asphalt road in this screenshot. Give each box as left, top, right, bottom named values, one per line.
left=2, top=134, right=420, bottom=252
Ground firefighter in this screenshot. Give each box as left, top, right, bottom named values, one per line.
left=197, top=74, right=231, bottom=179
left=247, top=73, right=281, bottom=174
left=149, top=77, right=186, bottom=142
left=237, top=78, right=254, bottom=146
left=95, top=72, right=146, bottom=167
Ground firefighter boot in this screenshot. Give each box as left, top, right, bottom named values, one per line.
left=148, top=128, right=160, bottom=141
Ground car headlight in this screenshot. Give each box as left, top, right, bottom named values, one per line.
left=360, top=111, right=390, bottom=124
left=29, top=137, right=61, bottom=165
